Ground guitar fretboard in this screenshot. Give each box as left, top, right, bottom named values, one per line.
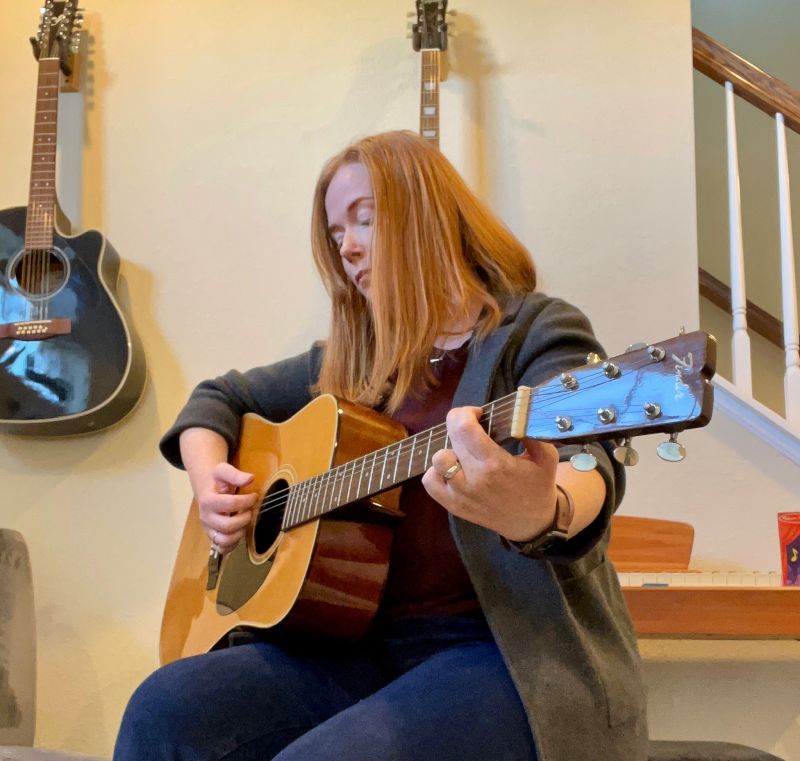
left=280, top=391, right=518, bottom=529
left=419, top=49, right=440, bottom=148
left=25, top=57, right=61, bottom=253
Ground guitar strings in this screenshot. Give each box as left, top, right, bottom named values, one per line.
left=248, top=351, right=676, bottom=525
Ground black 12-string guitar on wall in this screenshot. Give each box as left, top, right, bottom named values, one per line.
left=0, top=1, right=145, bottom=436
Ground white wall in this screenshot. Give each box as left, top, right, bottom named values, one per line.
left=0, top=0, right=797, bottom=757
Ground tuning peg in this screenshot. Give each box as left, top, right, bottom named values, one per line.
left=570, top=446, right=598, bottom=472
left=625, top=342, right=647, bottom=353
left=613, top=438, right=639, bottom=466
left=586, top=352, right=602, bottom=365
left=656, top=433, right=686, bottom=462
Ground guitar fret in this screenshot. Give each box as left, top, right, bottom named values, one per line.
left=425, top=429, right=433, bottom=469
left=367, top=451, right=378, bottom=494
left=407, top=437, right=415, bottom=478
left=307, top=477, right=318, bottom=521
left=379, top=448, right=388, bottom=486
left=316, top=475, right=327, bottom=518
left=322, top=471, right=334, bottom=515
left=302, top=479, right=312, bottom=522
left=336, top=464, right=346, bottom=508
left=293, top=483, right=303, bottom=524
left=286, top=481, right=298, bottom=526
left=283, top=485, right=294, bottom=527
left=345, top=459, right=354, bottom=503
left=299, top=479, right=311, bottom=523
left=294, top=480, right=304, bottom=523
left=392, top=442, right=400, bottom=483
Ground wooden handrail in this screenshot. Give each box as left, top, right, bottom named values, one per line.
left=698, top=267, right=784, bottom=349
left=692, top=27, right=800, bottom=134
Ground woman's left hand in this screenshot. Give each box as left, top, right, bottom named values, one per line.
left=421, top=406, right=559, bottom=542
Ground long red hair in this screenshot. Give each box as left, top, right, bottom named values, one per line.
left=311, top=131, right=536, bottom=413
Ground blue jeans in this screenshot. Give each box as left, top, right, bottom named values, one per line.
left=114, top=614, right=537, bottom=761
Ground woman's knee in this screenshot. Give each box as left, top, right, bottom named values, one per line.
left=115, top=658, right=215, bottom=759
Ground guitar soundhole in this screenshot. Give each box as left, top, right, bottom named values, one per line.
left=253, top=478, right=289, bottom=555
left=7, top=247, right=70, bottom=299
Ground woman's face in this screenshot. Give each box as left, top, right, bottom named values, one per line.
left=325, top=162, right=375, bottom=298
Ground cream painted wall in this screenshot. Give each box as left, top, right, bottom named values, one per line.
left=0, top=0, right=798, bottom=758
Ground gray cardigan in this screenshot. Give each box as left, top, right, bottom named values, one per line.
left=160, top=292, right=648, bottom=761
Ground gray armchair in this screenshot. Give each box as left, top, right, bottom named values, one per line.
left=0, top=529, right=105, bottom=761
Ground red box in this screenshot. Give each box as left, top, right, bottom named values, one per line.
left=778, top=512, right=800, bottom=586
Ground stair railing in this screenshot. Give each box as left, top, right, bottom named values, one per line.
left=693, top=27, right=800, bottom=431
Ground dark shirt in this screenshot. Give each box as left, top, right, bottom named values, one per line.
left=379, top=343, right=481, bottom=620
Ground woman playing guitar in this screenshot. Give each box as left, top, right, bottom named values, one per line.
left=114, top=131, right=647, bottom=761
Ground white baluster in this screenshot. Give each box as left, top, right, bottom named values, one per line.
left=775, top=113, right=800, bottom=430
left=725, top=82, right=753, bottom=395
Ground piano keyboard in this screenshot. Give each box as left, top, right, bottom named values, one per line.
left=617, top=571, right=784, bottom=588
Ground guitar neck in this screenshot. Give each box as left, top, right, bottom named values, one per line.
left=279, top=331, right=716, bottom=531
left=419, top=49, right=441, bottom=148
left=281, top=392, right=518, bottom=529
left=25, top=57, right=61, bottom=253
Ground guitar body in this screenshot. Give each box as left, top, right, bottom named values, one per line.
left=160, top=395, right=406, bottom=665
left=0, top=206, right=146, bottom=435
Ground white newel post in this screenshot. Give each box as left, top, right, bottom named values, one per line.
left=775, top=113, right=800, bottom=430
left=725, top=82, right=753, bottom=396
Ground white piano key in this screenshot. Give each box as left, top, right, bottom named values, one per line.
left=755, top=572, right=772, bottom=587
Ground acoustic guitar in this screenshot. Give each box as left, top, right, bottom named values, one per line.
left=0, top=1, right=146, bottom=436
left=160, top=332, right=715, bottom=664
left=411, top=0, right=449, bottom=149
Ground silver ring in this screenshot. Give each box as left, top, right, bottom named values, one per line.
left=442, top=461, right=462, bottom=482
left=212, top=529, right=219, bottom=546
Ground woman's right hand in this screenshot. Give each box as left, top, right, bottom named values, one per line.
left=195, top=462, right=259, bottom=555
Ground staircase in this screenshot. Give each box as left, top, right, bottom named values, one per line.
left=692, top=27, right=800, bottom=447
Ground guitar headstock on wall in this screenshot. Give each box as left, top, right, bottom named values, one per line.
left=410, top=0, right=450, bottom=52
left=30, top=0, right=83, bottom=75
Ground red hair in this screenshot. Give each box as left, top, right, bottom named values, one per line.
left=311, top=131, right=536, bottom=412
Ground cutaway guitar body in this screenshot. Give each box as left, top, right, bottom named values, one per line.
left=0, top=207, right=145, bottom=435
left=160, top=395, right=406, bottom=665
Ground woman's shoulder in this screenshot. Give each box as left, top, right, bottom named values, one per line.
left=503, top=291, right=592, bottom=330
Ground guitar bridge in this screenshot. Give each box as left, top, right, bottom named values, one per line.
left=0, top=318, right=72, bottom=341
